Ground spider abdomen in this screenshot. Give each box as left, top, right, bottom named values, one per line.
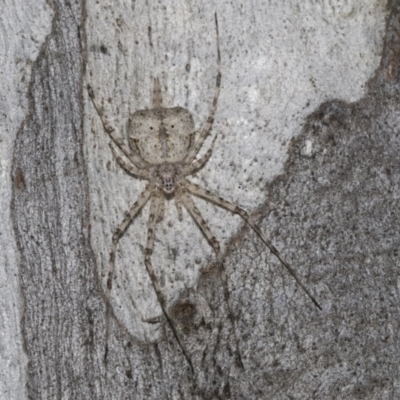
left=128, top=107, right=195, bottom=164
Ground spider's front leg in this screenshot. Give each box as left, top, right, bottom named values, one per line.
left=87, top=84, right=147, bottom=169
left=183, top=134, right=218, bottom=176
left=185, top=13, right=221, bottom=164
left=144, top=192, right=194, bottom=373
left=109, top=143, right=149, bottom=179
left=179, top=188, right=245, bottom=369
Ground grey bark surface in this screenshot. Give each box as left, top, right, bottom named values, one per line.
left=7, top=0, right=400, bottom=399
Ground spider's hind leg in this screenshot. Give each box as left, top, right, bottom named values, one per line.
left=144, top=193, right=194, bottom=373
left=175, top=195, right=183, bottom=221
left=157, top=197, right=165, bottom=222
left=186, top=182, right=322, bottom=311
left=180, top=189, right=244, bottom=369
left=105, top=185, right=153, bottom=362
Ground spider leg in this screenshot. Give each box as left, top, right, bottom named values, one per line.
left=183, top=134, right=217, bottom=175
left=152, top=77, right=163, bottom=109
left=157, top=196, right=165, bottom=222
left=175, top=196, right=183, bottom=221
left=109, top=143, right=149, bottom=179
left=180, top=189, right=244, bottom=369
left=144, top=193, right=194, bottom=373
left=125, top=136, right=152, bottom=170
left=186, top=182, right=322, bottom=311
left=184, top=13, right=221, bottom=164
left=187, top=131, right=196, bottom=153
left=87, top=84, right=148, bottom=168
left=105, top=185, right=153, bottom=362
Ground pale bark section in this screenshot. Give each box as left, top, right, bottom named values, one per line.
left=6, top=0, right=400, bottom=398
left=85, top=0, right=386, bottom=347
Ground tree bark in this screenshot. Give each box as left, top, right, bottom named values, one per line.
left=4, top=0, right=400, bottom=398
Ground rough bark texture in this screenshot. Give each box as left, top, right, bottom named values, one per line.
left=9, top=0, right=400, bottom=398
left=11, top=1, right=107, bottom=398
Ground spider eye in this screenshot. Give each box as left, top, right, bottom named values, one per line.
left=171, top=125, right=174, bottom=128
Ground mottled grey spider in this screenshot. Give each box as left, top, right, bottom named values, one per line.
left=88, top=14, right=321, bottom=373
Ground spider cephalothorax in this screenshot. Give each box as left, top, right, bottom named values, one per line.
left=151, top=163, right=184, bottom=194
left=88, top=13, right=320, bottom=374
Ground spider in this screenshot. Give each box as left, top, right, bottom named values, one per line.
left=87, top=14, right=321, bottom=373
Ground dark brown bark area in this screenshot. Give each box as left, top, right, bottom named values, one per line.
left=10, top=0, right=400, bottom=398
left=209, top=1, right=400, bottom=397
